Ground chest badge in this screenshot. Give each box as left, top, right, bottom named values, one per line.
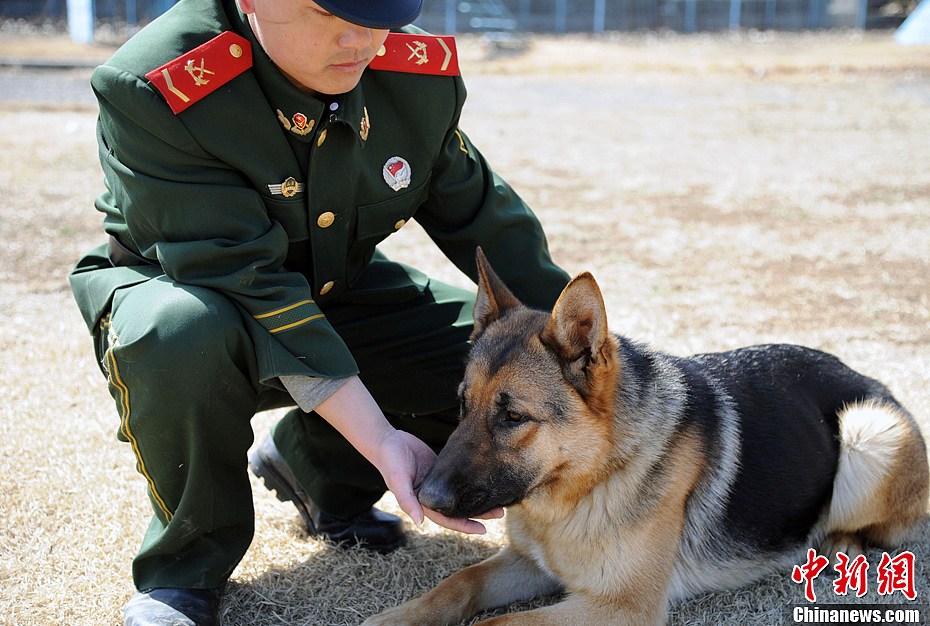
left=383, top=156, right=411, bottom=192
left=268, top=176, right=304, bottom=197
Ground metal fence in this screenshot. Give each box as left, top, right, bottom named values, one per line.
left=416, top=0, right=877, bottom=33
left=0, top=0, right=905, bottom=34
left=1, top=0, right=170, bottom=24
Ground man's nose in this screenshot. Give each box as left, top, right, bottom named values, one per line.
left=338, top=25, right=373, bottom=51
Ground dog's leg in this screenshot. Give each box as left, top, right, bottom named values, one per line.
left=362, top=546, right=561, bottom=626
left=476, top=592, right=658, bottom=626
left=475, top=516, right=681, bottom=626
left=472, top=526, right=681, bottom=626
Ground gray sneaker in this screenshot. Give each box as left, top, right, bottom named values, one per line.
left=123, top=587, right=222, bottom=626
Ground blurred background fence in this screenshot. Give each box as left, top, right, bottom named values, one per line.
left=418, top=0, right=913, bottom=33
left=0, top=0, right=916, bottom=41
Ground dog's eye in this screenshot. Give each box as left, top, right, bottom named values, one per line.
left=504, top=411, right=528, bottom=424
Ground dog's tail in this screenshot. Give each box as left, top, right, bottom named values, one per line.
left=824, top=400, right=929, bottom=554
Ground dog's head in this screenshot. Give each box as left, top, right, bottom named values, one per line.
left=418, top=249, right=620, bottom=519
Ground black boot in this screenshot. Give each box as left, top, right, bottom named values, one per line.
left=249, top=435, right=407, bottom=553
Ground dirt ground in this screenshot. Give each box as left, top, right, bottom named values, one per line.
left=0, top=29, right=928, bottom=625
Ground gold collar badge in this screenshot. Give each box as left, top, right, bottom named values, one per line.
left=360, top=107, right=370, bottom=142
left=277, top=109, right=315, bottom=136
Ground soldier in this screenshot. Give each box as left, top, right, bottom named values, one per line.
left=69, top=0, right=569, bottom=624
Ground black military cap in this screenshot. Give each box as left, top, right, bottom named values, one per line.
left=314, top=0, right=423, bottom=29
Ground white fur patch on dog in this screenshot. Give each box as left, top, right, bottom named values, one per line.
left=827, top=400, right=910, bottom=531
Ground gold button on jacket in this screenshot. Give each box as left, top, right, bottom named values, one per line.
left=317, top=212, right=335, bottom=229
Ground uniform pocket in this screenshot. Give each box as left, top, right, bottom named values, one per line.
left=336, top=253, right=430, bottom=305
left=263, top=195, right=310, bottom=242
left=354, top=176, right=431, bottom=246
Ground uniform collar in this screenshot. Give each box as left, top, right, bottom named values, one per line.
left=327, top=83, right=370, bottom=147
left=233, top=5, right=370, bottom=146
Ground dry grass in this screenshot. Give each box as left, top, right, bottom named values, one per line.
left=0, top=30, right=928, bottom=625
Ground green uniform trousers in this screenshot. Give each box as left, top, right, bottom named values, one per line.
left=98, top=261, right=472, bottom=590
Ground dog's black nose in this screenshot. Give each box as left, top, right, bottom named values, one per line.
left=417, top=475, right=457, bottom=515
left=419, top=474, right=495, bottom=519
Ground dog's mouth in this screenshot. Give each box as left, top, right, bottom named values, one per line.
left=419, top=484, right=526, bottom=519
left=461, top=496, right=522, bottom=519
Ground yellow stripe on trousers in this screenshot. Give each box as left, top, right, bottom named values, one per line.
left=105, top=348, right=174, bottom=522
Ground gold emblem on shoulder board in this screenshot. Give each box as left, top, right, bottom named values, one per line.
left=406, top=41, right=429, bottom=66
left=268, top=176, right=304, bottom=197
left=184, top=58, right=215, bottom=86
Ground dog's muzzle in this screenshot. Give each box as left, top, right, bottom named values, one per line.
left=418, top=472, right=494, bottom=519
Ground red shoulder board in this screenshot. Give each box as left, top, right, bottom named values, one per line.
left=145, top=31, right=252, bottom=115
left=368, top=33, right=459, bottom=77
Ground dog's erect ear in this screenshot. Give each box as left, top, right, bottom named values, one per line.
left=542, top=272, right=613, bottom=389
left=472, top=247, right=522, bottom=341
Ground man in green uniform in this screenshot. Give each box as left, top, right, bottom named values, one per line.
left=69, top=0, right=569, bottom=623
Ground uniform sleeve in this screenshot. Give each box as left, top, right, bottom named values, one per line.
left=415, top=77, right=570, bottom=311
left=92, top=65, right=358, bottom=383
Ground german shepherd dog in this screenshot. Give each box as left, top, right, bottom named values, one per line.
left=364, top=249, right=929, bottom=626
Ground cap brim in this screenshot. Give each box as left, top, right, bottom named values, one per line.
left=314, top=0, right=423, bottom=29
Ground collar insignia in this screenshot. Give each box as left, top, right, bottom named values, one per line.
left=360, top=107, right=370, bottom=142
left=277, top=109, right=315, bottom=136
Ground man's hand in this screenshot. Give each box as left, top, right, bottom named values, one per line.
left=315, top=376, right=504, bottom=535
left=374, top=429, right=504, bottom=534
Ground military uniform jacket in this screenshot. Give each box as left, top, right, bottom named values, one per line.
left=70, top=0, right=568, bottom=385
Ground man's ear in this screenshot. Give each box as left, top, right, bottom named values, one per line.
left=471, top=247, right=522, bottom=342
left=541, top=272, right=613, bottom=390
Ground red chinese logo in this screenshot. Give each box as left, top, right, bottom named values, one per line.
left=792, top=548, right=830, bottom=602
left=876, top=551, right=916, bottom=601
left=791, top=549, right=917, bottom=603
left=833, top=552, right=869, bottom=598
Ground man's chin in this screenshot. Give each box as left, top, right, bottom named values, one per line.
left=311, top=73, right=364, bottom=97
